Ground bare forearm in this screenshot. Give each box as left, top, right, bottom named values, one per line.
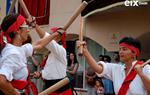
left=1, top=84, right=20, bottom=95
left=0, top=76, right=20, bottom=95
left=68, top=64, right=78, bottom=74
left=35, top=24, right=45, bottom=38
left=67, top=70, right=74, bottom=74
left=33, top=32, right=59, bottom=51
left=83, top=48, right=103, bottom=74
left=139, top=73, right=150, bottom=94
left=135, top=64, right=150, bottom=94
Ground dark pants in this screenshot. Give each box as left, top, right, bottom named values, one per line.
left=44, top=78, right=71, bottom=93
left=0, top=91, right=4, bottom=95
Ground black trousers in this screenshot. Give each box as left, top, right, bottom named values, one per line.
left=44, top=78, right=71, bottom=93
left=0, top=91, right=4, bottom=95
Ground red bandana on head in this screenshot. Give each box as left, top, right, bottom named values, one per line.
left=0, top=15, right=25, bottom=46
left=119, top=42, right=140, bottom=57
left=6, top=15, right=25, bottom=34
left=51, top=27, right=66, bottom=48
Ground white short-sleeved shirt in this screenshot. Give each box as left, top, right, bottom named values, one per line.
left=97, top=61, right=150, bottom=95
left=42, top=33, right=67, bottom=80
left=0, top=43, right=33, bottom=81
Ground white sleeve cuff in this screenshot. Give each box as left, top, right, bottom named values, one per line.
left=96, top=61, right=107, bottom=77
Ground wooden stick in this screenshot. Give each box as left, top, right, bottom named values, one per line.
left=63, top=1, right=88, bottom=30
left=142, top=59, right=150, bottom=67
left=38, top=77, right=70, bottom=95
left=18, top=0, right=31, bottom=19
left=8, top=0, right=18, bottom=15
left=78, top=17, right=84, bottom=56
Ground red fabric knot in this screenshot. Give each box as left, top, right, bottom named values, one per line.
left=1, top=15, right=26, bottom=44
left=11, top=68, right=38, bottom=95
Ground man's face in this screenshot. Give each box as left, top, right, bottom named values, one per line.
left=119, top=46, right=135, bottom=62
left=54, top=35, right=61, bottom=42
left=70, top=53, right=74, bottom=60
left=19, top=27, right=29, bottom=42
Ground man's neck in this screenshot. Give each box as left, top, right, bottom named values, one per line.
left=12, top=38, right=22, bottom=46
left=124, top=58, right=136, bottom=71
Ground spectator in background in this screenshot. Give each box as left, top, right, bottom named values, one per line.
left=113, top=52, right=120, bottom=63
left=99, top=55, right=104, bottom=61
left=102, top=55, right=115, bottom=95
left=95, top=79, right=104, bottom=95
left=67, top=52, right=79, bottom=87
left=86, top=67, right=97, bottom=95
left=103, top=55, right=111, bottom=63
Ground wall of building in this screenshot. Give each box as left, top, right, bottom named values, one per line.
left=48, top=0, right=150, bottom=58
left=0, top=0, right=6, bottom=23
left=84, top=7, right=150, bottom=58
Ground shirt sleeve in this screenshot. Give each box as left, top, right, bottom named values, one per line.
left=96, top=61, right=114, bottom=80
left=0, top=54, right=22, bottom=81
left=143, top=65, right=150, bottom=79
left=44, top=32, right=67, bottom=61
left=22, top=43, right=33, bottom=57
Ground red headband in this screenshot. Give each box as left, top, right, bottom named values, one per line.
left=119, top=43, right=140, bottom=57
left=1, top=15, right=25, bottom=44
left=6, top=15, right=25, bottom=33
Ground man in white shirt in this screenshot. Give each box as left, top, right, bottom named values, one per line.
left=33, top=26, right=72, bottom=95
left=76, top=37, right=150, bottom=95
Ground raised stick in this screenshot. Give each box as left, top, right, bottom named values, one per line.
left=8, top=0, right=18, bottom=15
left=142, top=59, right=150, bottom=67
left=63, top=1, right=88, bottom=30
left=18, top=0, right=31, bottom=19
left=38, top=77, right=70, bottom=95
left=78, top=17, right=84, bottom=56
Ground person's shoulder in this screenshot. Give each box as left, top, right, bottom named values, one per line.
left=21, top=43, right=33, bottom=52
left=2, top=44, right=20, bottom=56
left=143, top=64, right=150, bottom=70
left=98, top=61, right=120, bottom=66
left=142, top=65, right=150, bottom=76
left=22, top=43, right=32, bottom=48
left=1, top=46, right=20, bottom=62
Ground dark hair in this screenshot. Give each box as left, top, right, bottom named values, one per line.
left=67, top=52, right=78, bottom=66
left=99, top=55, right=104, bottom=61
left=103, top=55, right=111, bottom=62
left=1, top=14, right=19, bottom=32
left=140, top=58, right=146, bottom=62
left=119, top=37, right=141, bottom=52
left=114, top=52, right=120, bottom=62
left=95, top=78, right=104, bottom=87
left=0, top=14, right=19, bottom=54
